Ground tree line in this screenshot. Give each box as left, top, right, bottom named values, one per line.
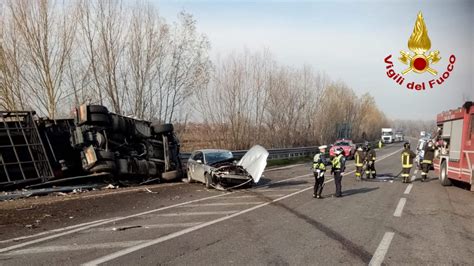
left=1, top=0, right=390, bottom=150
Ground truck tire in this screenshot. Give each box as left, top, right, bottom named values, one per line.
left=88, top=105, right=109, bottom=114
left=96, top=150, right=115, bottom=161
left=439, top=160, right=451, bottom=186
left=90, top=160, right=115, bottom=173
left=152, top=123, right=173, bottom=134
left=205, top=173, right=212, bottom=189
left=89, top=113, right=111, bottom=126
left=162, top=170, right=179, bottom=181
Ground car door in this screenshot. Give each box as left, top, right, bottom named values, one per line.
left=192, top=152, right=206, bottom=183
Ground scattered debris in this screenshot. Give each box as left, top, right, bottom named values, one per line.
left=103, top=184, right=118, bottom=190
left=0, top=184, right=102, bottom=201
left=144, top=188, right=157, bottom=194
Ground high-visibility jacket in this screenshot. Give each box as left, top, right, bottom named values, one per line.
left=366, top=149, right=376, bottom=161
left=354, top=151, right=365, bottom=167
left=401, top=148, right=416, bottom=168
left=422, top=145, right=435, bottom=164
left=332, top=154, right=345, bottom=171
left=313, top=153, right=326, bottom=171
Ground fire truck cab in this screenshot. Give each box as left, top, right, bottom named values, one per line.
left=434, top=101, right=474, bottom=190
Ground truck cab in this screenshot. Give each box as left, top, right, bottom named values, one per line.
left=381, top=128, right=394, bottom=144
left=434, top=101, right=474, bottom=190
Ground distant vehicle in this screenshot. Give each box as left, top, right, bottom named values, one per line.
left=420, top=131, right=426, bottom=137
left=434, top=101, right=474, bottom=190
left=329, top=139, right=355, bottom=159
left=381, top=128, right=394, bottom=143
left=186, top=145, right=269, bottom=189
left=394, top=131, right=404, bottom=142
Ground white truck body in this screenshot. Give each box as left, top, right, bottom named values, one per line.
left=381, top=128, right=394, bottom=144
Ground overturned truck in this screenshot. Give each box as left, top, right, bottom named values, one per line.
left=0, top=105, right=182, bottom=190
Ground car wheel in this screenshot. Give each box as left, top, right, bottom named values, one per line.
left=205, top=173, right=212, bottom=189
left=152, top=123, right=174, bottom=134
left=439, top=160, right=451, bottom=186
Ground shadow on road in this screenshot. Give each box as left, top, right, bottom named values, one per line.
left=265, top=180, right=309, bottom=188
left=343, top=187, right=379, bottom=196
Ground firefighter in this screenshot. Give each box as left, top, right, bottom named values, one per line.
left=401, top=142, right=416, bottom=183
left=312, top=145, right=328, bottom=199
left=421, top=140, right=436, bottom=182
left=365, top=143, right=377, bottom=179
left=331, top=147, right=346, bottom=197
left=354, top=146, right=365, bottom=181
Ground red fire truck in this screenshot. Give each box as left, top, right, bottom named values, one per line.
left=434, top=101, right=474, bottom=190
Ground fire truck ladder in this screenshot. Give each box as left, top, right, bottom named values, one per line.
left=0, top=111, right=54, bottom=188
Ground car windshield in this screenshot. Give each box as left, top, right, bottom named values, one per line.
left=382, top=132, right=393, bottom=136
left=205, top=151, right=233, bottom=164
left=335, top=142, right=350, bottom=146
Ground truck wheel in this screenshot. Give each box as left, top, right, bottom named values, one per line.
left=205, top=173, right=212, bottom=189
left=152, top=123, right=174, bottom=134
left=88, top=105, right=109, bottom=114
left=89, top=113, right=111, bottom=126
left=96, top=150, right=115, bottom=161
left=439, top=160, right=451, bottom=186
left=90, top=161, right=115, bottom=173
left=162, top=170, right=179, bottom=181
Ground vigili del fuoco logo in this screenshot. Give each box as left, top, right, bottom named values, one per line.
left=384, top=11, right=456, bottom=91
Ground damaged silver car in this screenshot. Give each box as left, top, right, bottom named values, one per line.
left=186, top=145, right=269, bottom=190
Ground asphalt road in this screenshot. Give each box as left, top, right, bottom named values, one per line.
left=0, top=142, right=473, bottom=265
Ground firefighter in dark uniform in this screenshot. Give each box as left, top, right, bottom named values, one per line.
left=312, top=145, right=328, bottom=199
left=354, top=146, right=365, bottom=181
left=331, top=147, right=346, bottom=197
left=401, top=142, right=416, bottom=183
left=365, top=143, right=377, bottom=179
left=421, top=140, right=436, bottom=182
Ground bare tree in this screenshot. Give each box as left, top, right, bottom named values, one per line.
left=4, top=0, right=77, bottom=118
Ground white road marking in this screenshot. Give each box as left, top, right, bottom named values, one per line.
left=0, top=219, right=111, bottom=244
left=2, top=241, right=148, bottom=256
left=1, top=147, right=403, bottom=255
left=179, top=202, right=264, bottom=207
left=255, top=188, right=303, bottom=192
left=82, top=185, right=316, bottom=265
left=222, top=194, right=285, bottom=199
left=265, top=164, right=305, bottom=172
left=393, top=198, right=407, bottom=217
left=85, top=222, right=204, bottom=232
left=369, top=232, right=395, bottom=266
left=153, top=211, right=238, bottom=217
left=404, top=184, right=413, bottom=195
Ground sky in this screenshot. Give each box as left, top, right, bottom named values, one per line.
left=153, top=0, right=473, bottom=120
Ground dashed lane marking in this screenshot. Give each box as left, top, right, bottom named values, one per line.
left=393, top=198, right=407, bottom=217
left=178, top=202, right=263, bottom=207
left=369, top=232, right=395, bottom=266
left=81, top=186, right=317, bottom=266
left=403, top=184, right=413, bottom=195
left=153, top=211, right=238, bottom=217
left=2, top=241, right=148, bottom=256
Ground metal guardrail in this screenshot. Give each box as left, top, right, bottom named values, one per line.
left=180, top=140, right=381, bottom=163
